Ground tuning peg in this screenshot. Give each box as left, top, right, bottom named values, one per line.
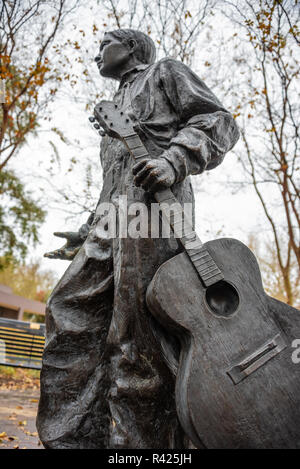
left=89, top=116, right=96, bottom=123
left=98, top=130, right=106, bottom=137
left=93, top=123, right=100, bottom=129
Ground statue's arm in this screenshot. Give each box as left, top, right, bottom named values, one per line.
left=158, top=58, right=240, bottom=183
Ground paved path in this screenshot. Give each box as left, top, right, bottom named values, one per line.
left=0, top=389, right=41, bottom=449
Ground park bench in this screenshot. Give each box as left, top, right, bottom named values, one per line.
left=0, top=318, right=45, bottom=370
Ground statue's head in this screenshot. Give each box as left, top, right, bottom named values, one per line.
left=95, top=29, right=156, bottom=80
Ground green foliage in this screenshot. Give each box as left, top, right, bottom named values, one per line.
left=25, top=368, right=40, bottom=379
left=23, top=312, right=45, bottom=324
left=0, top=170, right=45, bottom=268
left=0, top=61, right=41, bottom=164
left=0, top=365, right=16, bottom=377
left=0, top=365, right=40, bottom=380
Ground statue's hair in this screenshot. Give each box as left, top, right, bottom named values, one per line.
left=106, top=29, right=156, bottom=64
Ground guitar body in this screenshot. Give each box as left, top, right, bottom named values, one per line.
left=146, top=237, right=300, bottom=448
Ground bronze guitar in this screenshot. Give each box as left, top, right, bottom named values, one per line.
left=94, top=101, right=300, bottom=449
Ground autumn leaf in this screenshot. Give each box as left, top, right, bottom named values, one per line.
left=18, top=420, right=27, bottom=426
left=24, top=431, right=38, bottom=437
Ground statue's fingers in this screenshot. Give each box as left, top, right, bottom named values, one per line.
left=133, top=163, right=154, bottom=185
left=44, top=249, right=62, bottom=259
left=140, top=169, right=160, bottom=191
left=132, top=159, right=150, bottom=175
left=53, top=231, right=78, bottom=241
left=148, top=177, right=165, bottom=193
left=53, top=231, right=68, bottom=239
left=135, top=166, right=158, bottom=188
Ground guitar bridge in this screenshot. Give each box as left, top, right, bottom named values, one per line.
left=227, top=334, right=287, bottom=385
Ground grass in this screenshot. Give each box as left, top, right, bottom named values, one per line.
left=0, top=365, right=40, bottom=380
left=0, top=365, right=16, bottom=377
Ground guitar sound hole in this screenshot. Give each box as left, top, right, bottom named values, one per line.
left=205, top=280, right=239, bottom=317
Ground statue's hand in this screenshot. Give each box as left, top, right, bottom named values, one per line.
left=132, top=158, right=176, bottom=192
left=44, top=231, right=83, bottom=261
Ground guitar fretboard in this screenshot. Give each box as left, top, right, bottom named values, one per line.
left=123, top=133, right=224, bottom=287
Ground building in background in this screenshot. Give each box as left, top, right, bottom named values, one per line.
left=0, top=284, right=45, bottom=322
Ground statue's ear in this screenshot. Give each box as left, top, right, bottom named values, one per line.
left=128, top=39, right=137, bottom=54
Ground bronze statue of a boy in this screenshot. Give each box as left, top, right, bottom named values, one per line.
left=37, top=29, right=239, bottom=449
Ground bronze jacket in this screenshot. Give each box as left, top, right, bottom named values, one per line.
left=97, top=57, right=239, bottom=211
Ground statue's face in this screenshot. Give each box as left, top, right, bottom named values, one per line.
left=95, top=33, right=132, bottom=79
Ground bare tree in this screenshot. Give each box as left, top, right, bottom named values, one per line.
left=0, top=0, right=80, bottom=265
left=248, top=234, right=299, bottom=307
left=100, top=0, right=216, bottom=65
left=221, top=0, right=300, bottom=304
left=0, top=0, right=81, bottom=170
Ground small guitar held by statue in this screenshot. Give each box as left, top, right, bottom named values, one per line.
left=93, top=100, right=300, bottom=449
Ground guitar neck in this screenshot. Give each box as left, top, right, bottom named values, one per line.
left=123, top=133, right=224, bottom=287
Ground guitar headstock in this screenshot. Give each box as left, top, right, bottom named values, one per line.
left=94, top=100, right=135, bottom=140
